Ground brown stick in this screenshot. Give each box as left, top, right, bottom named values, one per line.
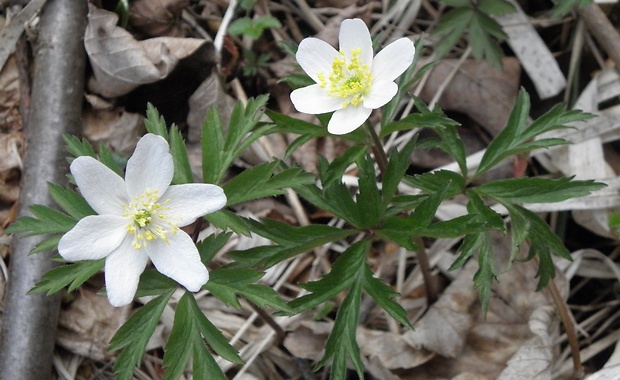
left=577, top=3, right=620, bottom=70
left=0, top=0, right=88, bottom=378
left=547, top=279, right=584, bottom=379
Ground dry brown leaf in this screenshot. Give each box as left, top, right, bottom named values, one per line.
left=82, top=106, right=144, bottom=156
left=57, top=289, right=131, bottom=361
left=130, top=0, right=189, bottom=37
left=403, top=259, right=478, bottom=358
left=402, top=234, right=564, bottom=379
left=0, top=55, right=19, bottom=112
left=187, top=74, right=236, bottom=144
left=85, top=5, right=206, bottom=98
left=283, top=320, right=433, bottom=371
left=419, top=57, right=521, bottom=136
left=497, top=306, right=555, bottom=380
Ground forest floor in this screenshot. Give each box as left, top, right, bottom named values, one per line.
left=2, top=0, right=620, bottom=379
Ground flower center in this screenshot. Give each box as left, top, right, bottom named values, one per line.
left=123, top=188, right=179, bottom=250
left=317, top=48, right=373, bottom=107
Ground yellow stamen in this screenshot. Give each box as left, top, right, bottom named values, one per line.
left=318, top=48, right=373, bottom=107
left=122, top=188, right=179, bottom=250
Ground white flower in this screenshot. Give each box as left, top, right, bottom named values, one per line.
left=290, top=18, right=415, bottom=135
left=58, top=134, right=226, bottom=307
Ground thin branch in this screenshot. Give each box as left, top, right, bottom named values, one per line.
left=0, top=0, right=87, bottom=378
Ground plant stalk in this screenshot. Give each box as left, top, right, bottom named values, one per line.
left=547, top=279, right=584, bottom=379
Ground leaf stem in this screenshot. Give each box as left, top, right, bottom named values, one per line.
left=364, top=122, right=389, bottom=174
left=414, top=236, right=438, bottom=304
left=363, top=122, right=437, bottom=305
left=547, top=279, right=584, bottom=379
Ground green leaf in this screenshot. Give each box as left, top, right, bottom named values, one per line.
left=230, top=218, right=356, bottom=268
left=197, top=232, right=233, bottom=264
left=163, top=294, right=194, bottom=380
left=28, top=259, right=104, bottom=295
left=30, top=235, right=62, bottom=254
left=475, top=177, right=606, bottom=204
left=63, top=134, right=96, bottom=159
left=549, top=0, right=592, bottom=17
left=223, top=161, right=314, bottom=205
left=164, top=292, right=240, bottom=380
left=466, top=190, right=505, bottom=232
left=422, top=214, right=490, bottom=238
left=169, top=126, right=194, bottom=184
left=473, top=232, right=496, bottom=313
left=476, top=89, right=594, bottom=177
left=97, top=144, right=123, bottom=176
left=294, top=181, right=362, bottom=227
left=228, top=16, right=281, bottom=39
left=286, top=240, right=369, bottom=314
left=380, top=107, right=460, bottom=137
left=468, top=11, right=505, bottom=67
left=7, top=205, right=76, bottom=236
left=503, top=203, right=572, bottom=290
left=356, top=154, right=383, bottom=228
left=318, top=145, right=366, bottom=189
left=202, top=96, right=270, bottom=185
left=204, top=210, right=251, bottom=236
left=441, top=0, right=469, bottom=7
left=48, top=182, right=95, bottom=220
left=189, top=294, right=243, bottom=364
left=362, top=266, right=412, bottom=329
left=316, top=279, right=364, bottom=379
left=433, top=7, right=473, bottom=59
left=204, top=268, right=291, bottom=312
left=135, top=270, right=177, bottom=297
left=144, top=103, right=169, bottom=139
left=201, top=107, right=226, bottom=184
left=478, top=0, right=515, bottom=14
left=404, top=170, right=465, bottom=198
left=110, top=291, right=174, bottom=380
left=382, top=137, right=418, bottom=208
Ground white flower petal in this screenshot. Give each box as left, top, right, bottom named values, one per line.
left=339, top=19, right=373, bottom=65
left=162, top=184, right=226, bottom=227
left=291, top=85, right=343, bottom=114
left=58, top=215, right=127, bottom=261
left=296, top=38, right=339, bottom=83
left=104, top=238, right=149, bottom=307
left=147, top=232, right=209, bottom=292
left=363, top=80, right=398, bottom=109
left=327, top=106, right=372, bottom=135
left=371, top=38, right=415, bottom=82
left=70, top=156, right=127, bottom=215
left=125, top=134, right=174, bottom=199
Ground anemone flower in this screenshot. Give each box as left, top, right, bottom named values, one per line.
left=290, top=18, right=415, bottom=135
left=58, top=134, right=226, bottom=307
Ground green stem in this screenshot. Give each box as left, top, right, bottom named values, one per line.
left=363, top=122, right=437, bottom=305
left=364, top=122, right=389, bottom=174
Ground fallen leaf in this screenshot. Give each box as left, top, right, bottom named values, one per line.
left=57, top=288, right=131, bottom=361
left=419, top=57, right=521, bottom=137
left=130, top=0, right=189, bottom=37
left=85, top=5, right=206, bottom=98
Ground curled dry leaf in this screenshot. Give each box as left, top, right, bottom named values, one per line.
left=403, top=259, right=478, bottom=358
left=403, top=234, right=566, bottom=379
left=57, top=289, right=131, bottom=361
left=497, top=306, right=555, bottom=380
left=82, top=106, right=145, bottom=156
left=187, top=74, right=235, bottom=144
left=283, top=320, right=434, bottom=370
left=0, top=56, right=19, bottom=112
left=85, top=5, right=206, bottom=98
left=130, top=0, right=189, bottom=37
left=419, top=57, right=521, bottom=137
